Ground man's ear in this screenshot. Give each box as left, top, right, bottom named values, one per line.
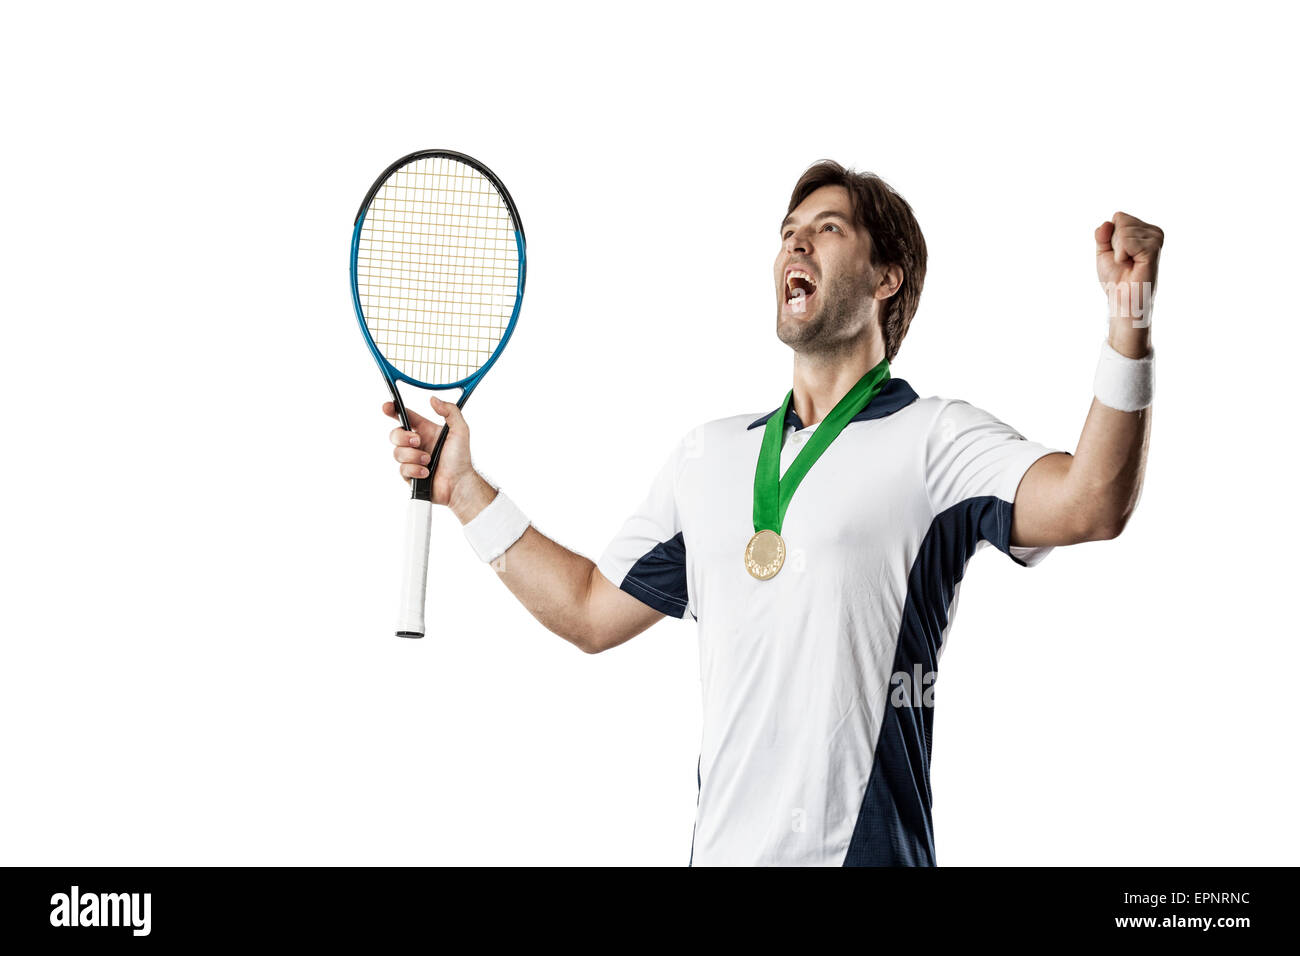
left=875, top=263, right=904, bottom=301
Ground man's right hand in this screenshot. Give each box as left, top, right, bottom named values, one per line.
left=383, top=397, right=668, bottom=654
left=383, top=397, right=478, bottom=510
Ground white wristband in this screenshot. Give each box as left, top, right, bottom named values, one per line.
left=1094, top=338, right=1154, bottom=412
left=462, top=488, right=531, bottom=563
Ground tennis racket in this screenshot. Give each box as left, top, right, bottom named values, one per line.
left=350, top=149, right=527, bottom=638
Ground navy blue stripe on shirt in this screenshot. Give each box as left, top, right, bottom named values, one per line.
left=844, top=494, right=1014, bottom=866
left=619, top=532, right=689, bottom=618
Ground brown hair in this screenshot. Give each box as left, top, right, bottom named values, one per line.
left=786, top=160, right=927, bottom=362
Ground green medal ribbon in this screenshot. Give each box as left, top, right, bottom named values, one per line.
left=753, top=358, right=891, bottom=535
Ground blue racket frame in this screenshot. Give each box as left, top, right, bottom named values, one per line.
left=349, top=149, right=527, bottom=502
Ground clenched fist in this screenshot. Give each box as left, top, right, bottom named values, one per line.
left=1096, top=211, right=1163, bottom=329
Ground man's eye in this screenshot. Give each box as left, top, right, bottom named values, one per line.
left=782, top=230, right=793, bottom=239
left=823, top=223, right=840, bottom=233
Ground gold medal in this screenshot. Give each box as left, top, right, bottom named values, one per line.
left=745, top=529, right=786, bottom=580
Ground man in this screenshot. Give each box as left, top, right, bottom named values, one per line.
left=383, top=160, right=1159, bottom=866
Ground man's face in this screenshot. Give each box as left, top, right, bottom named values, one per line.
left=774, top=184, right=881, bottom=355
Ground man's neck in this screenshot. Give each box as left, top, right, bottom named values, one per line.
left=791, top=343, right=887, bottom=427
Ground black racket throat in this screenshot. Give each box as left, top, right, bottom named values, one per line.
left=387, top=381, right=464, bottom=504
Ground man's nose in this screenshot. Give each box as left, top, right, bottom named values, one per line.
left=786, top=229, right=811, bottom=254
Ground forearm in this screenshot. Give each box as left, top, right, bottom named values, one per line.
left=449, top=471, right=600, bottom=650
left=1068, top=321, right=1153, bottom=538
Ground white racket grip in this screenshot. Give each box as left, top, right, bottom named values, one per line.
left=396, top=498, right=434, bottom=638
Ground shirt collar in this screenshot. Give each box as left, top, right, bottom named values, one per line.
left=747, top=377, right=919, bottom=431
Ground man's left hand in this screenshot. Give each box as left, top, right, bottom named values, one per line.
left=1096, top=211, right=1163, bottom=342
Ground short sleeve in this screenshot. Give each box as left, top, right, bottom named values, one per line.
left=925, top=399, right=1066, bottom=568
left=596, top=435, right=693, bottom=619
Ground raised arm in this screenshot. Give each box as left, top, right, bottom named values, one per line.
left=386, top=397, right=664, bottom=653
left=1011, top=211, right=1161, bottom=548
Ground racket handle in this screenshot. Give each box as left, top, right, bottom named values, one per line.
left=396, top=498, right=433, bottom=638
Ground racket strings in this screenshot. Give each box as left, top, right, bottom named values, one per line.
left=357, top=156, right=520, bottom=386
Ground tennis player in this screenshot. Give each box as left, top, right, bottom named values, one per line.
left=384, top=160, right=1159, bottom=866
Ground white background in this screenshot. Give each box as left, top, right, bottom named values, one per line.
left=2, top=0, right=1296, bottom=866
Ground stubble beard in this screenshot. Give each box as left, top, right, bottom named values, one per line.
left=776, top=270, right=877, bottom=360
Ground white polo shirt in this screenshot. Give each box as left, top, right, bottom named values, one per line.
left=596, top=377, right=1065, bottom=866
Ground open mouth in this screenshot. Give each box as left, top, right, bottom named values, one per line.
left=785, top=269, right=818, bottom=313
